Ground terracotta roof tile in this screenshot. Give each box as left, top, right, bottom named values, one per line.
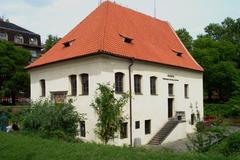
left=26, top=1, right=203, bottom=71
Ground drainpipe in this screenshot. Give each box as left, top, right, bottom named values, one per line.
left=128, top=58, right=134, bottom=146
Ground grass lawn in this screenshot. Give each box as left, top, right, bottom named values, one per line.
left=0, top=132, right=237, bottom=160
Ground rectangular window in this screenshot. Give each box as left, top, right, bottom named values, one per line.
left=29, top=37, right=38, bottom=46
left=80, top=121, right=86, bottom=137
left=168, top=83, right=174, bottom=96
left=81, top=74, right=89, bottom=95
left=134, top=75, right=142, bottom=94
left=184, top=84, right=189, bottom=98
left=40, top=79, right=46, bottom=97
left=145, top=120, right=151, bottom=134
left=120, top=122, right=128, bottom=139
left=69, top=75, right=77, bottom=96
left=135, top=121, right=140, bottom=129
left=115, top=72, right=124, bottom=93
left=0, top=32, right=8, bottom=41
left=150, top=76, right=157, bottom=95
left=14, top=35, right=24, bottom=44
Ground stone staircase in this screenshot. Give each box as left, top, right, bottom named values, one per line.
left=148, top=111, right=186, bottom=145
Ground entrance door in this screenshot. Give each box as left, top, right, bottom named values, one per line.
left=168, top=98, right=174, bottom=118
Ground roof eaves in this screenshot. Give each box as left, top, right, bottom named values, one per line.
left=166, top=21, right=204, bottom=71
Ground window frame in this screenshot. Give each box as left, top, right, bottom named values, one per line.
left=40, top=79, right=46, bottom=97
left=14, top=35, right=24, bottom=44
left=184, top=84, right=189, bottom=98
left=150, top=76, right=157, bottom=95
left=168, top=83, right=174, bottom=96
left=0, top=32, right=8, bottom=41
left=29, top=37, right=38, bottom=46
left=69, top=75, right=77, bottom=96
left=134, top=74, right=142, bottom=94
left=115, top=72, right=124, bottom=94
left=80, top=121, right=86, bottom=137
left=81, top=73, right=89, bottom=95
left=145, top=120, right=151, bottom=135
left=135, top=121, right=140, bottom=129
left=120, top=122, right=128, bottom=139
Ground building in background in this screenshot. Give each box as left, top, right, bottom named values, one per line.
left=0, top=18, right=42, bottom=61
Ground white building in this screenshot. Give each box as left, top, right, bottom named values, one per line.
left=27, top=1, right=204, bottom=146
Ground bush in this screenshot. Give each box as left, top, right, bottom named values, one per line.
left=187, top=121, right=228, bottom=153
left=22, top=100, right=84, bottom=139
left=217, top=132, right=240, bottom=156
left=205, top=98, right=240, bottom=118
left=204, top=103, right=229, bottom=117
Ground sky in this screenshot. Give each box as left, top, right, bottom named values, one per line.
left=0, top=0, right=239, bottom=43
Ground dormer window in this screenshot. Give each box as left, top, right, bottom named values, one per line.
left=63, top=40, right=74, bottom=48
left=14, top=35, right=24, bottom=44
left=0, top=32, right=8, bottom=41
left=120, top=34, right=133, bottom=44
left=124, top=37, right=132, bottom=43
left=172, top=49, right=183, bottom=57
left=29, top=37, right=38, bottom=46
left=176, top=52, right=183, bottom=57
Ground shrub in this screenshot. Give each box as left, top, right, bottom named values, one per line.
left=187, top=121, right=228, bottom=153
left=22, top=100, right=84, bottom=139
left=218, top=132, right=240, bottom=156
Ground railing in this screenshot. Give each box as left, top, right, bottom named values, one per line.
left=175, top=111, right=186, bottom=122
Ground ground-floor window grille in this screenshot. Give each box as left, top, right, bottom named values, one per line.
left=120, top=122, right=128, bottom=139
left=80, top=121, right=86, bottom=137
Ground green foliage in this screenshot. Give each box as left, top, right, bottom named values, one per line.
left=0, top=40, right=31, bottom=104
left=187, top=121, right=227, bottom=153
left=44, top=35, right=61, bottom=52
left=190, top=18, right=240, bottom=103
left=91, top=83, right=129, bottom=144
left=0, top=132, right=236, bottom=160
left=219, top=132, right=240, bottom=156
left=22, top=100, right=84, bottom=139
left=176, top=28, right=193, bottom=51
left=205, top=101, right=240, bottom=117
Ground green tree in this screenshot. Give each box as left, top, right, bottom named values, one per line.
left=0, top=40, right=31, bottom=105
left=44, top=35, right=61, bottom=52
left=205, top=17, right=240, bottom=67
left=192, top=35, right=239, bottom=102
left=176, top=28, right=193, bottom=51
left=91, top=83, right=129, bottom=144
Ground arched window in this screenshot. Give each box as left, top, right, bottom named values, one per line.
left=14, top=35, right=24, bottom=44
left=69, top=75, right=77, bottom=96
left=81, top=73, right=89, bottom=95
left=40, top=79, right=46, bottom=97
left=134, top=74, right=142, bottom=94
left=115, top=72, right=124, bottom=93
left=150, top=76, right=157, bottom=95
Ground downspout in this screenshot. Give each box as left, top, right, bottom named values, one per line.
left=128, top=58, right=134, bottom=146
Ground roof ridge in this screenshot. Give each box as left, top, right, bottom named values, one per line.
left=100, top=1, right=110, bottom=51
left=103, top=1, right=168, bottom=24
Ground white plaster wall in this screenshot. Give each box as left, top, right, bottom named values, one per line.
left=29, top=54, right=203, bottom=146
left=162, top=122, right=187, bottom=144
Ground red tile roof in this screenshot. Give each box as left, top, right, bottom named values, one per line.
left=26, top=1, right=203, bottom=71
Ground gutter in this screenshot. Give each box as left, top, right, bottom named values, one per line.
left=128, top=58, right=134, bottom=146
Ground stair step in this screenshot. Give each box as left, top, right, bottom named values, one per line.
left=148, top=119, right=180, bottom=145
